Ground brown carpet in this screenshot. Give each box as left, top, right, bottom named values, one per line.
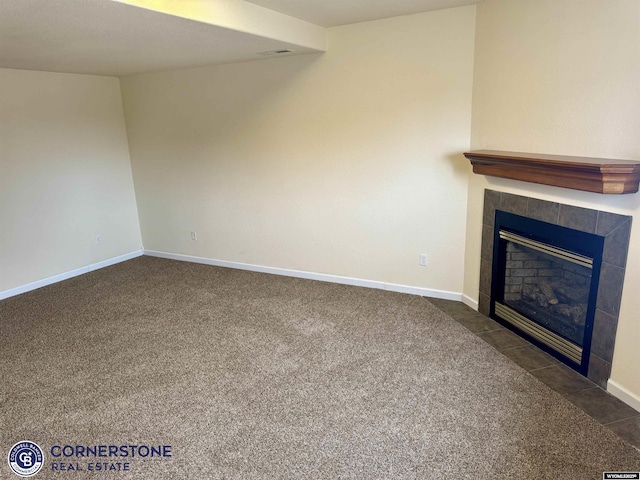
left=1, top=256, right=639, bottom=479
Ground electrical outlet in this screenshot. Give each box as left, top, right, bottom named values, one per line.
left=95, top=234, right=103, bottom=245
left=191, top=231, right=197, bottom=241
left=419, top=254, right=428, bottom=266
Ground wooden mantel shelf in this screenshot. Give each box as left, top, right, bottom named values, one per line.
left=464, top=150, right=640, bottom=194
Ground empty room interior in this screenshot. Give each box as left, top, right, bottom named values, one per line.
left=2, top=0, right=640, bottom=477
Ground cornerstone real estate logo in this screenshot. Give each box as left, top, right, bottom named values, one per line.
left=7, top=441, right=172, bottom=476
left=7, top=441, right=44, bottom=477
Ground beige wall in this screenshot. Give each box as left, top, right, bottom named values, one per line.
left=465, top=0, right=640, bottom=402
left=0, top=68, right=142, bottom=292
left=121, top=6, right=476, bottom=294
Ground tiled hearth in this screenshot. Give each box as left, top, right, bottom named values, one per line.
left=479, top=190, right=632, bottom=388
left=428, top=297, right=640, bottom=450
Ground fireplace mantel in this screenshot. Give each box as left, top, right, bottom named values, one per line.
left=464, top=150, right=640, bottom=194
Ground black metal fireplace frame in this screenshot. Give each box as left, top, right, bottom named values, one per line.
left=490, top=210, right=605, bottom=375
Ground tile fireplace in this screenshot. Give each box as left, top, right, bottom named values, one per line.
left=479, top=190, right=632, bottom=388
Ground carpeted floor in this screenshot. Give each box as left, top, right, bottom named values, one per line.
left=1, top=256, right=639, bottom=479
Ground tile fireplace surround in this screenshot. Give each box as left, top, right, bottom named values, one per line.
left=479, top=189, right=632, bottom=388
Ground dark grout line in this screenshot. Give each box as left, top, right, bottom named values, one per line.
left=565, top=385, right=601, bottom=396
left=500, top=344, right=529, bottom=352
left=604, top=414, right=640, bottom=426
left=528, top=364, right=565, bottom=373
left=574, top=386, right=600, bottom=392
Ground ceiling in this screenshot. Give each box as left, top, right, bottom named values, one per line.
left=0, top=0, right=483, bottom=77
left=245, top=0, right=483, bottom=27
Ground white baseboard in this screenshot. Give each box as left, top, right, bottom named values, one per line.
left=461, top=294, right=479, bottom=311
left=144, top=250, right=463, bottom=301
left=607, top=379, right=640, bottom=413
left=0, top=250, right=144, bottom=301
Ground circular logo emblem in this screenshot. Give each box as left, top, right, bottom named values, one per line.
left=7, top=441, right=44, bottom=477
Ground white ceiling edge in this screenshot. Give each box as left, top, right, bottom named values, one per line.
left=113, top=0, right=327, bottom=51
left=0, top=0, right=326, bottom=77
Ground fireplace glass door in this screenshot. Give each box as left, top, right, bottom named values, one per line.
left=491, top=211, right=604, bottom=374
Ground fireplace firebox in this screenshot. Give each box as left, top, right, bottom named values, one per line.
left=490, top=211, right=604, bottom=375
